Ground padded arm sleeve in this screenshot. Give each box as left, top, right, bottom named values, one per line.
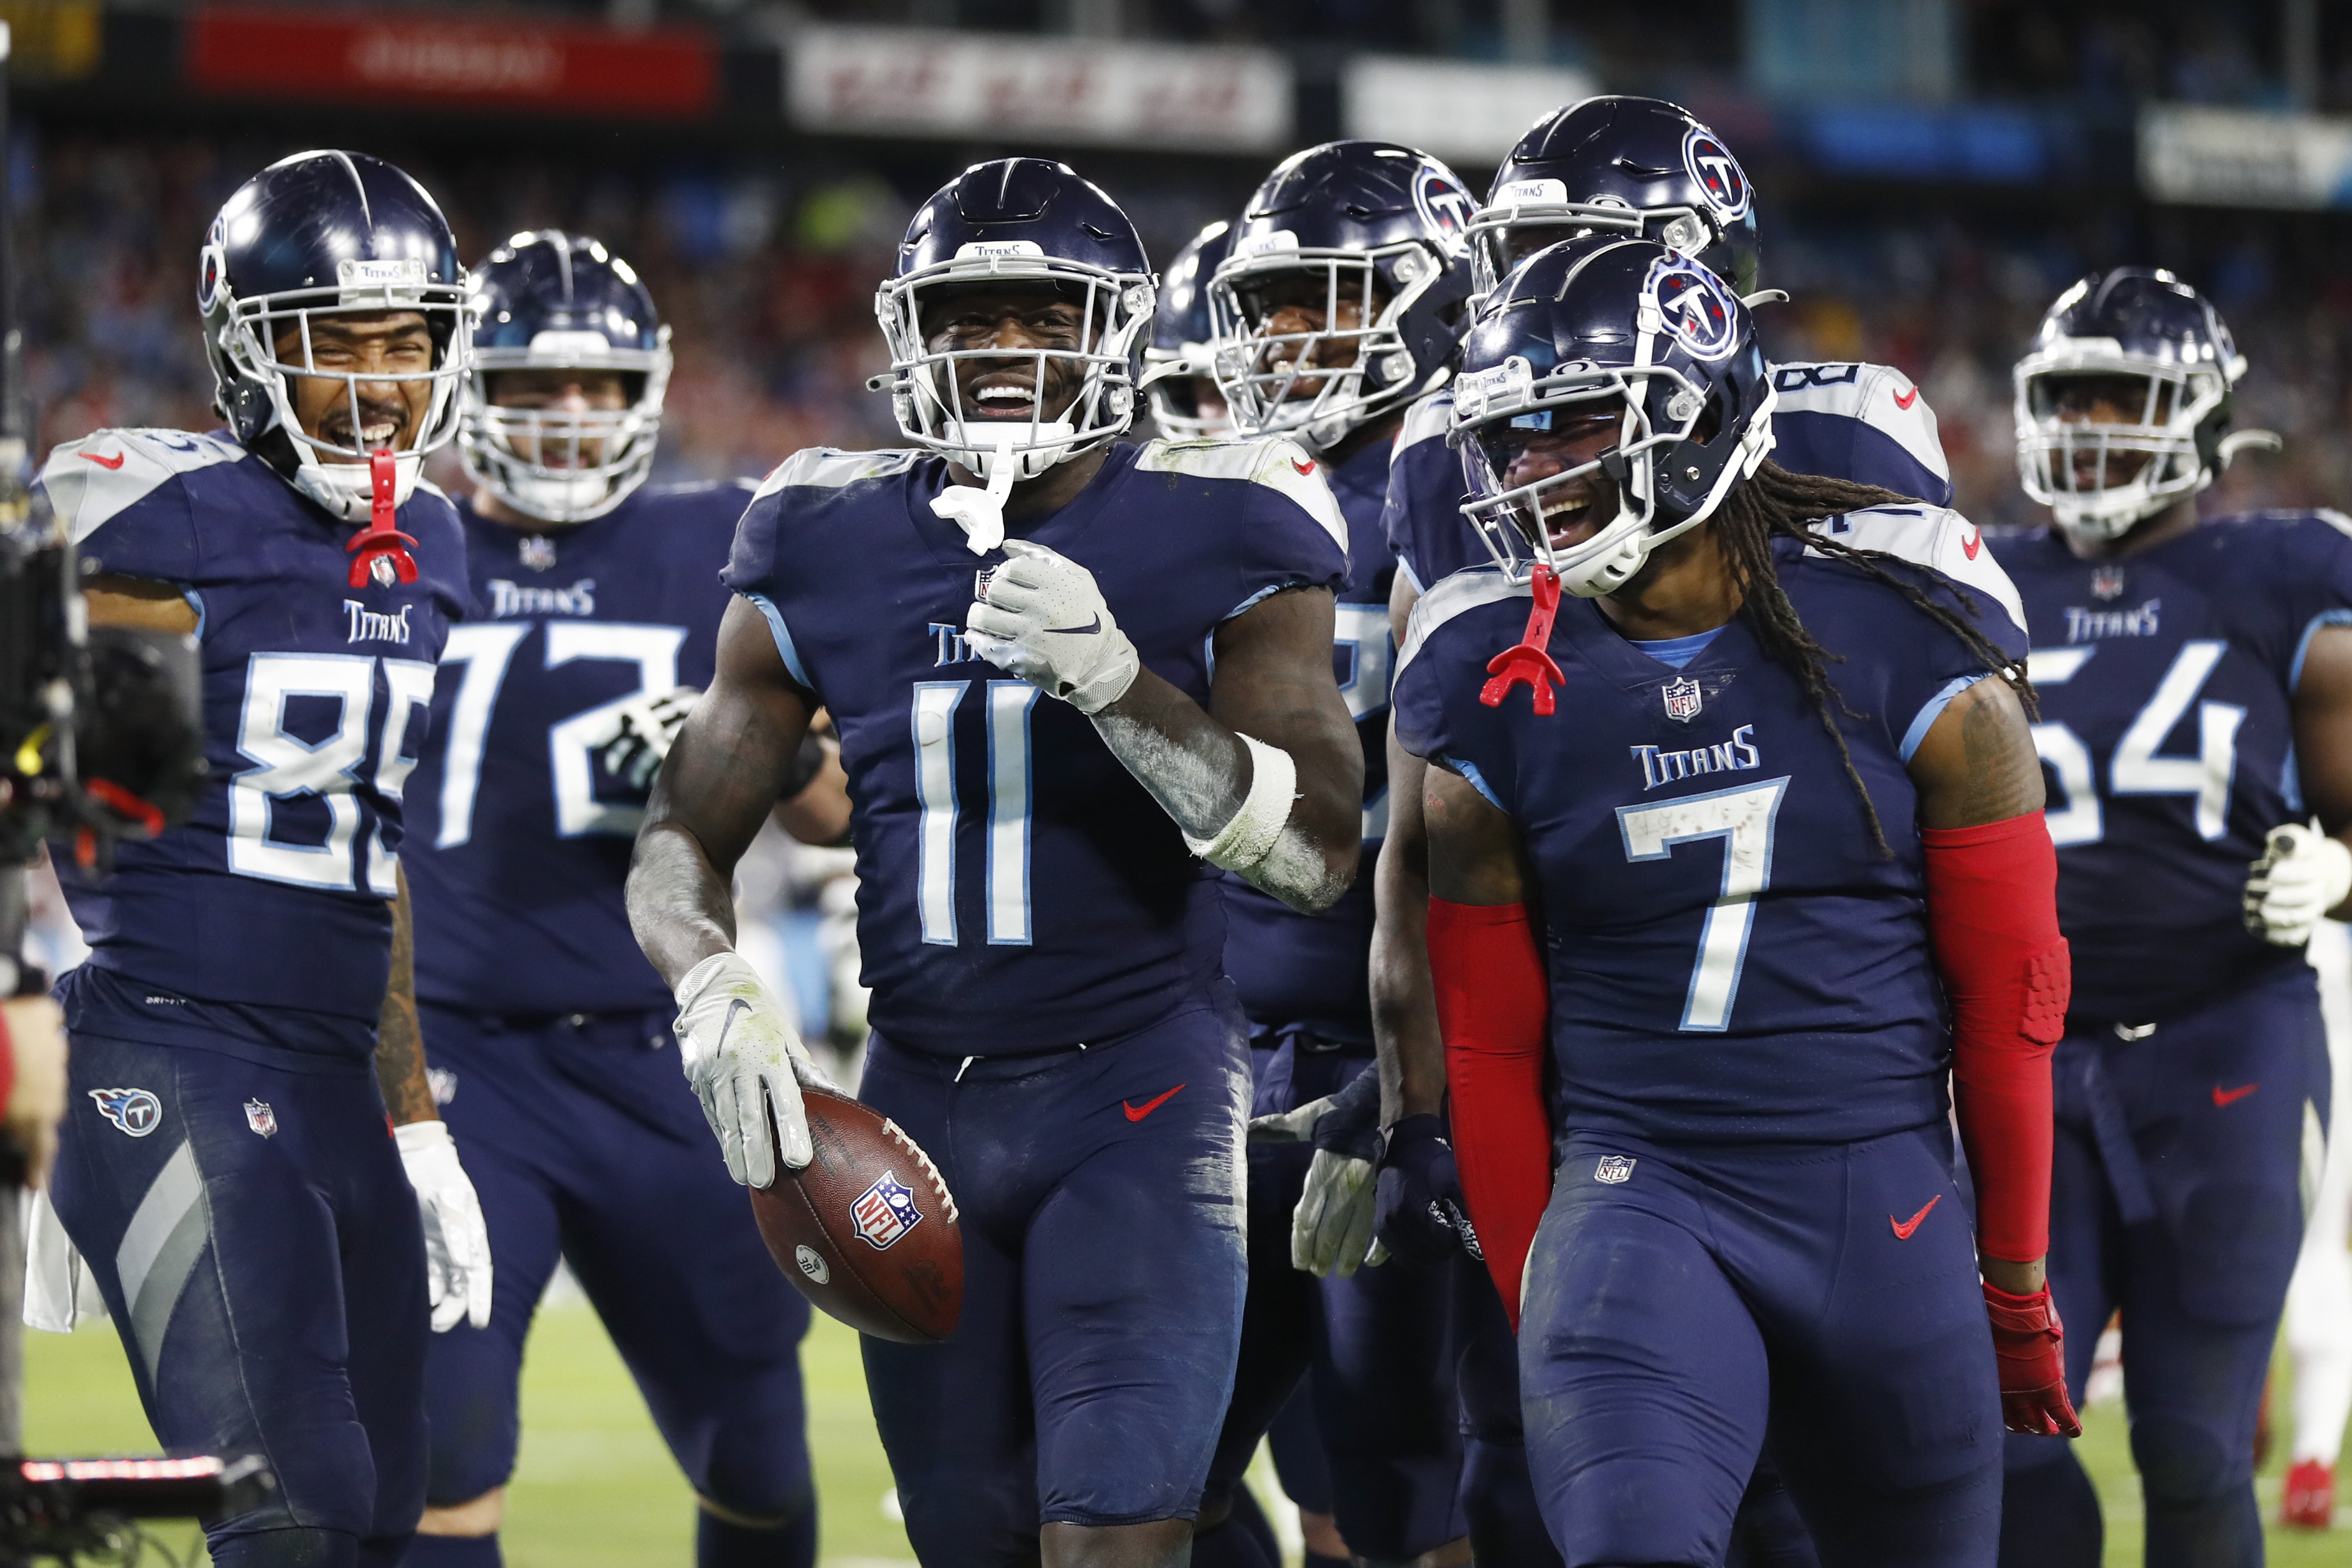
left=1921, top=813, right=2070, bottom=1264
left=1429, top=896, right=1552, bottom=1328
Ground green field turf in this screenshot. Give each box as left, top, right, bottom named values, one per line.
left=22, top=1298, right=2347, bottom=1566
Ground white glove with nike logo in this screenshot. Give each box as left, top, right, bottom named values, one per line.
left=395, top=1120, right=494, bottom=1333
left=963, top=539, right=1140, bottom=715
left=2244, top=822, right=2352, bottom=947
left=673, top=951, right=829, bottom=1187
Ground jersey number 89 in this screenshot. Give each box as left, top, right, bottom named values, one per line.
left=230, top=652, right=435, bottom=896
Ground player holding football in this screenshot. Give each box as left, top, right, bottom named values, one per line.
left=39, top=151, right=491, bottom=1568
left=626, top=158, right=1362, bottom=1568
left=1990, top=269, right=2347, bottom=1568
left=1394, top=235, right=2075, bottom=1566
left=1190, top=139, right=1478, bottom=1568
left=400, top=232, right=845, bottom=1568
left=1370, top=95, right=1994, bottom=1567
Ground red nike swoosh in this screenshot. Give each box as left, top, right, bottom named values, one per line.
left=1961, top=528, right=1982, bottom=560
left=1291, top=457, right=1315, bottom=476
left=81, top=450, right=125, bottom=470
left=1123, top=1084, right=1186, bottom=1122
left=1893, top=386, right=1920, bottom=410
left=1890, top=1195, right=1940, bottom=1240
left=2213, top=1082, right=2260, bottom=1107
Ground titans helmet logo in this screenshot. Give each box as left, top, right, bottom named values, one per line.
left=1413, top=165, right=1478, bottom=260
left=1648, top=255, right=1742, bottom=363
left=1682, top=127, right=1753, bottom=223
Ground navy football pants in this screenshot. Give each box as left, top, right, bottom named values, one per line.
left=1199, top=1038, right=1466, bottom=1562
left=52, top=1031, right=428, bottom=1568
left=1523, top=1126, right=2003, bottom=1567
left=416, top=1006, right=814, bottom=1536
left=857, top=994, right=1252, bottom=1566
left=1999, top=963, right=2330, bottom=1568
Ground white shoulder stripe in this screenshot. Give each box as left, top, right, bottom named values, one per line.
left=38, top=429, right=244, bottom=545
left=1768, top=359, right=1950, bottom=482
left=753, top=447, right=921, bottom=500
left=1806, top=504, right=2026, bottom=636
left=1397, top=567, right=1527, bottom=680
left=1396, top=388, right=1454, bottom=454
left=1137, top=435, right=1349, bottom=557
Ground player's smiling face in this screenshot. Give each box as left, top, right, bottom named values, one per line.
left=2041, top=371, right=2172, bottom=488
left=1489, top=407, right=1624, bottom=550
left=273, top=309, right=436, bottom=458
left=1240, top=268, right=1391, bottom=397
left=487, top=368, right=631, bottom=468
left=922, top=284, right=1090, bottom=426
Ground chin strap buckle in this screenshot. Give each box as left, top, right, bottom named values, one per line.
left=1480, top=564, right=1565, bottom=715
left=346, top=449, right=420, bottom=589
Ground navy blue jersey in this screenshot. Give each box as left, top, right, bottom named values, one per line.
left=36, top=428, right=467, bottom=1053
left=1989, top=512, right=2352, bottom=1020
left=1220, top=437, right=1396, bottom=1041
left=722, top=438, right=1350, bottom=1057
left=1393, top=522, right=2027, bottom=1144
left=1383, top=361, right=1954, bottom=594
left=403, top=482, right=753, bottom=1016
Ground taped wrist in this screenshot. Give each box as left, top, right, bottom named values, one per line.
left=1184, top=734, right=1296, bottom=873
left=1923, top=812, right=2069, bottom=1264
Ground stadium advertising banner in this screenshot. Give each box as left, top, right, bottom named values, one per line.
left=787, top=25, right=1291, bottom=155
left=185, top=5, right=718, bottom=119
left=2141, top=104, right=2352, bottom=209
left=1343, top=56, right=1599, bottom=166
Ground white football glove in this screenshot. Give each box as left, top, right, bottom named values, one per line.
left=1292, top=1147, right=1385, bottom=1278
left=599, top=685, right=701, bottom=791
left=963, top=540, right=1141, bottom=715
left=673, top=951, right=829, bottom=1187
left=395, top=1120, right=493, bottom=1333
left=2244, top=823, right=2352, bottom=947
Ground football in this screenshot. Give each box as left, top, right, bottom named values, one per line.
left=749, top=1086, right=963, bottom=1344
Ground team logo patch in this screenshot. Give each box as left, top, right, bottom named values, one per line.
left=1648, top=255, right=1741, bottom=363
left=244, top=1099, right=277, bottom=1138
left=2090, top=565, right=2126, bottom=601
left=850, top=1171, right=925, bottom=1251
left=197, top=216, right=228, bottom=314
left=1413, top=164, right=1477, bottom=259
left=518, top=535, right=557, bottom=572
left=89, top=1088, right=162, bottom=1138
left=1682, top=127, right=1753, bottom=221
left=1594, top=1154, right=1636, bottom=1185
left=1663, top=676, right=1704, bottom=722
left=793, top=1244, right=830, bottom=1284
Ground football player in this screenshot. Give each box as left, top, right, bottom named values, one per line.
left=39, top=151, right=491, bottom=1568
left=1140, top=220, right=1234, bottom=440
left=1369, top=95, right=1985, bottom=1567
left=1990, top=268, right=2348, bottom=1567
left=624, top=158, right=1362, bottom=1568
left=1397, top=234, right=2074, bottom=1567
left=400, top=232, right=845, bottom=1568
left=1191, top=139, right=1476, bottom=1568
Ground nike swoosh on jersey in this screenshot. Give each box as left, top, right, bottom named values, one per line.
left=1047, top=615, right=1103, bottom=635
left=1291, top=458, right=1317, bottom=475
left=81, top=449, right=126, bottom=470
left=1961, top=528, right=1982, bottom=560
left=1890, top=1194, right=1941, bottom=1240
left=1893, top=386, right=1921, bottom=411
left=2212, top=1082, right=2260, bottom=1107
left=1123, top=1084, right=1186, bottom=1121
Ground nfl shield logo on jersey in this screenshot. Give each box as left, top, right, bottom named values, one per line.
left=1595, top=1154, right=1637, bottom=1185
left=244, top=1099, right=277, bottom=1138
left=850, top=1171, right=925, bottom=1250
left=518, top=534, right=557, bottom=571
left=1663, top=677, right=1704, bottom=722
left=2091, top=565, right=2126, bottom=601
left=89, top=1087, right=162, bottom=1137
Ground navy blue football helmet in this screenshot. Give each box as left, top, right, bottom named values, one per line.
left=1467, top=97, right=1760, bottom=300
left=2013, top=267, right=2278, bottom=542
left=1140, top=220, right=1234, bottom=440
left=200, top=150, right=472, bottom=522
left=1449, top=236, right=1777, bottom=596
left=876, top=158, right=1154, bottom=489
left=1207, top=141, right=1476, bottom=452
left=461, top=231, right=673, bottom=524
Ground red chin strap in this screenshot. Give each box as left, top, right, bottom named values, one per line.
left=346, top=449, right=419, bottom=589
left=1481, top=564, right=1564, bottom=715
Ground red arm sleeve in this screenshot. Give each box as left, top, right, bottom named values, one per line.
left=1428, top=896, right=1551, bottom=1328
left=1921, top=812, right=2070, bottom=1264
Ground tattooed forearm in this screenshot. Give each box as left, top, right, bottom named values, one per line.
left=1910, top=675, right=2047, bottom=830
left=376, top=865, right=438, bottom=1124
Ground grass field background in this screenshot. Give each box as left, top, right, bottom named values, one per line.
left=24, top=1293, right=2348, bottom=1567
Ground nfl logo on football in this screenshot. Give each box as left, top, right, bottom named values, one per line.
left=1595, top=1154, right=1637, bottom=1185
left=850, top=1171, right=925, bottom=1251
left=1663, top=677, right=1704, bottom=723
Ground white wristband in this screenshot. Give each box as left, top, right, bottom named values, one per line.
left=1184, top=733, right=1296, bottom=873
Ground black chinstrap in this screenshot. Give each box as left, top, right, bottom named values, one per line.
left=1713, top=459, right=2039, bottom=858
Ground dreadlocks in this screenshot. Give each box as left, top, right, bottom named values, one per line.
left=1710, top=459, right=2037, bottom=857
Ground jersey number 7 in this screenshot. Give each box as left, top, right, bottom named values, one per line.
left=1616, top=777, right=1790, bottom=1032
